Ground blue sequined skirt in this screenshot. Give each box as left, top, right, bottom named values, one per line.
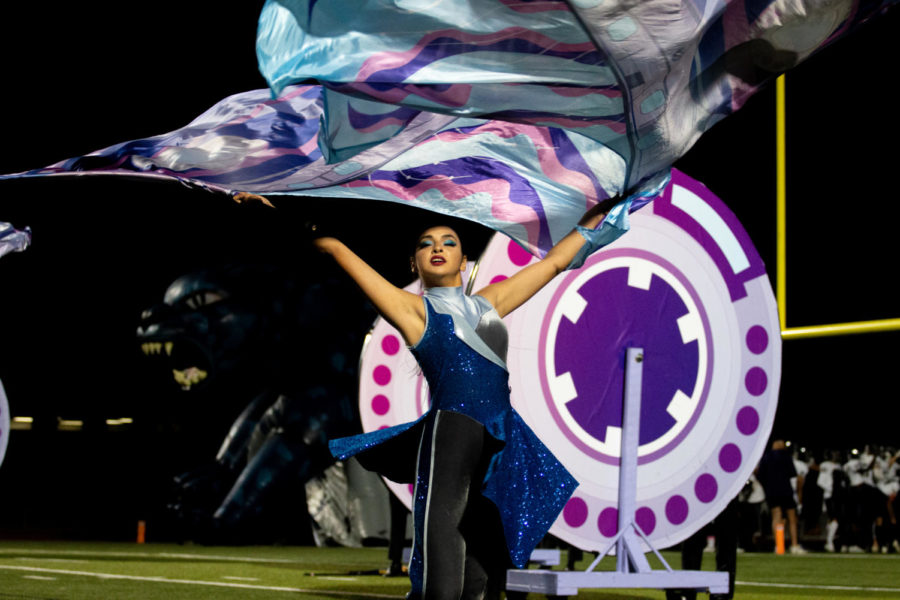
left=329, top=402, right=577, bottom=568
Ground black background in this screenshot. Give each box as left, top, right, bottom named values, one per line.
left=0, top=2, right=897, bottom=539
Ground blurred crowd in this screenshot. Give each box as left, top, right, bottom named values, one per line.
left=738, top=442, right=900, bottom=554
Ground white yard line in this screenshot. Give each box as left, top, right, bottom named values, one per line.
left=737, top=552, right=900, bottom=560
left=15, top=557, right=89, bottom=563
left=0, top=565, right=402, bottom=599
left=0, top=548, right=302, bottom=563
left=737, top=580, right=900, bottom=594
left=159, top=552, right=301, bottom=563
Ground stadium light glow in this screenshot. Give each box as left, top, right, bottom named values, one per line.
left=10, top=416, right=33, bottom=431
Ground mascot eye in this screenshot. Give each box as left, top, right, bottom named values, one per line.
left=185, top=291, right=226, bottom=310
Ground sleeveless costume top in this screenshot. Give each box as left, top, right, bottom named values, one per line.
left=329, top=286, right=577, bottom=568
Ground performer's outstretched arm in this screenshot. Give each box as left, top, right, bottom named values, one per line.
left=313, top=237, right=425, bottom=346
left=476, top=198, right=616, bottom=318
left=231, top=192, right=426, bottom=343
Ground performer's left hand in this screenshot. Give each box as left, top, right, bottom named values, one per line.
left=232, top=192, right=275, bottom=208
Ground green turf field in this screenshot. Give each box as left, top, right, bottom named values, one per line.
left=1, top=541, right=898, bottom=599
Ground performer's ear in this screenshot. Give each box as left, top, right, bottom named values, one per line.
left=410, top=257, right=417, bottom=274
left=460, top=255, right=467, bottom=272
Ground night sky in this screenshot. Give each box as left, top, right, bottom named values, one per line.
left=0, top=2, right=898, bottom=537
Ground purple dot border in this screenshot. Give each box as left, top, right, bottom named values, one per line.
left=539, top=171, right=780, bottom=553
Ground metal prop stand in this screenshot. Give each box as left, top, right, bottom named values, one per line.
left=506, top=348, right=729, bottom=596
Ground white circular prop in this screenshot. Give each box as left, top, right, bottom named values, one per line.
left=0, top=379, right=10, bottom=468
left=357, top=168, right=780, bottom=551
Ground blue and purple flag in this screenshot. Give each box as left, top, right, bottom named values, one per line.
left=256, top=0, right=894, bottom=192
left=0, top=222, right=31, bottom=260
left=0, top=85, right=639, bottom=256
left=2, top=0, right=894, bottom=257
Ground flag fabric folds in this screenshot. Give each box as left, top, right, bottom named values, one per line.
left=0, top=222, right=31, bottom=259
left=1, top=0, right=894, bottom=257
left=0, top=86, right=637, bottom=257
left=256, top=0, right=894, bottom=194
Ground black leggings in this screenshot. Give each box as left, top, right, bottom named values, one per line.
left=415, top=410, right=508, bottom=600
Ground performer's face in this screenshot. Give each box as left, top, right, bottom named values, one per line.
left=413, top=226, right=467, bottom=286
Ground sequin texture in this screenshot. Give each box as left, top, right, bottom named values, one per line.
left=329, top=288, right=577, bottom=576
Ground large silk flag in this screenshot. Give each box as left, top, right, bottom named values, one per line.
left=2, top=0, right=894, bottom=257
left=0, top=85, right=642, bottom=257
left=256, top=0, right=893, bottom=194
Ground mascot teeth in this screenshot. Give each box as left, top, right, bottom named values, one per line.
left=140, top=341, right=174, bottom=356
left=172, top=367, right=207, bottom=391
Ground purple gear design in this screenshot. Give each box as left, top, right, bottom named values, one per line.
left=554, top=266, right=699, bottom=451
